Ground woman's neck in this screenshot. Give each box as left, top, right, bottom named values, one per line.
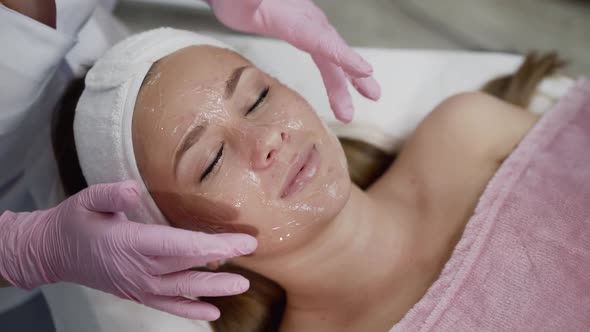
left=241, top=184, right=447, bottom=331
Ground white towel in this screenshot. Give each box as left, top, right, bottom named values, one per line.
left=74, top=28, right=232, bottom=225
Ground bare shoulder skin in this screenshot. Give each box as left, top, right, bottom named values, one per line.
left=374, top=91, right=539, bottom=211
left=369, top=91, right=539, bottom=302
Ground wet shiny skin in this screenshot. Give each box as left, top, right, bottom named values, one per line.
left=132, top=45, right=351, bottom=257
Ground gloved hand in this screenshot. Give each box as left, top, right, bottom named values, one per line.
left=206, top=0, right=382, bottom=123
left=0, top=181, right=257, bottom=321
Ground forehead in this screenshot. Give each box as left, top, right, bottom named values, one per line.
left=137, top=45, right=251, bottom=109
left=158, top=45, right=250, bottom=84
left=134, top=45, right=252, bottom=136
left=132, top=45, right=251, bottom=174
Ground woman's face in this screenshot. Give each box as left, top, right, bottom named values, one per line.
left=132, top=45, right=350, bottom=256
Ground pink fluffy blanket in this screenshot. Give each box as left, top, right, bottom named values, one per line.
left=391, top=78, right=590, bottom=332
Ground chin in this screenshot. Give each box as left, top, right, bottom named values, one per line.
left=251, top=178, right=351, bottom=257
left=311, top=167, right=352, bottom=221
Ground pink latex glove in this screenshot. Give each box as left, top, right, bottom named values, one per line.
left=206, top=0, right=382, bottom=123
left=0, top=181, right=257, bottom=321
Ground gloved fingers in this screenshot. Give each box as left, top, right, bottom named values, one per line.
left=280, top=16, right=372, bottom=78
left=313, top=26, right=373, bottom=78
left=154, top=271, right=249, bottom=298
left=77, top=180, right=141, bottom=213
left=313, top=55, right=355, bottom=123
left=141, top=293, right=221, bottom=321
left=347, top=74, right=382, bottom=101
left=147, top=255, right=223, bottom=274
left=135, top=226, right=257, bottom=258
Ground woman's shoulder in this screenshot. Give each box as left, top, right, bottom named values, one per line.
left=368, top=92, right=539, bottom=217
left=416, top=91, right=539, bottom=164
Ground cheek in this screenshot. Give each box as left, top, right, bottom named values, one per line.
left=221, top=166, right=350, bottom=257
left=151, top=189, right=259, bottom=236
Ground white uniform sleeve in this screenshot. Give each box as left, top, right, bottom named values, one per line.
left=0, top=7, right=75, bottom=136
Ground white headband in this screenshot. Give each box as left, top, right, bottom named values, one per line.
left=74, top=28, right=233, bottom=225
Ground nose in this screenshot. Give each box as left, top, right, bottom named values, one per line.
left=251, top=127, right=287, bottom=170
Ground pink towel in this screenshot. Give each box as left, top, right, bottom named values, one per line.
left=391, top=79, right=590, bottom=332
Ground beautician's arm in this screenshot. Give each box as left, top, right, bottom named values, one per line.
left=0, top=0, right=56, bottom=289
left=0, top=1, right=72, bottom=136
left=1, top=0, right=55, bottom=28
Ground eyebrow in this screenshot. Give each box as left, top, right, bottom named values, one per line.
left=224, top=65, right=249, bottom=99
left=173, top=123, right=207, bottom=174
left=173, top=66, right=249, bottom=173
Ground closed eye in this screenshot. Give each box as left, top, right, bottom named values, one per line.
left=246, top=86, right=269, bottom=115
left=200, top=144, right=223, bottom=182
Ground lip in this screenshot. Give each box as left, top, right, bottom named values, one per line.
left=280, top=145, right=320, bottom=199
